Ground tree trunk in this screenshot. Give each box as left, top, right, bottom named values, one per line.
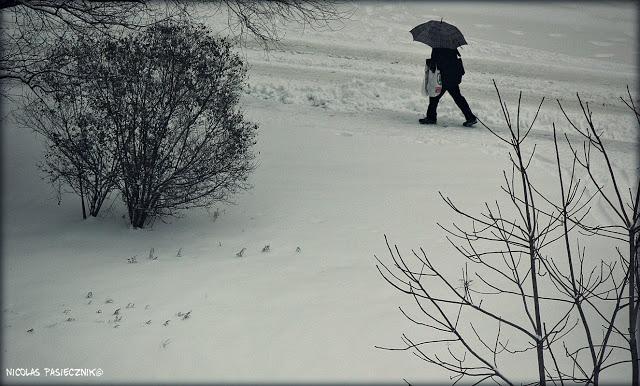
left=631, top=231, right=639, bottom=386
left=131, top=207, right=147, bottom=228
left=636, top=230, right=640, bottom=386
left=530, top=241, right=546, bottom=386
left=79, top=172, right=87, bottom=220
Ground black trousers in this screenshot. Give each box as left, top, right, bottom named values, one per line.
left=427, top=84, right=475, bottom=121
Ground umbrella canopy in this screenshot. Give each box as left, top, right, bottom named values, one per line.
left=410, top=20, right=467, bottom=49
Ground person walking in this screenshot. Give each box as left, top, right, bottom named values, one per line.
left=419, top=47, right=477, bottom=126
left=410, top=20, right=477, bottom=127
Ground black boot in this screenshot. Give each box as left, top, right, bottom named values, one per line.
left=419, top=117, right=437, bottom=125
left=462, top=117, right=477, bottom=127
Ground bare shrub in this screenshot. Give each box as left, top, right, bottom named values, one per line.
left=23, top=20, right=257, bottom=227
left=377, top=82, right=636, bottom=385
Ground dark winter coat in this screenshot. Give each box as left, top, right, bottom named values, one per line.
left=426, top=48, right=465, bottom=89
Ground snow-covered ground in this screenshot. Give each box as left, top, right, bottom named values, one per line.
left=2, top=2, right=638, bottom=384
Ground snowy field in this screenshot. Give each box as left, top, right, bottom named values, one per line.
left=2, top=2, right=638, bottom=384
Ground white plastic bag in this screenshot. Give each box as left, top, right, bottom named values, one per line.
left=425, top=66, right=442, bottom=97
left=421, top=69, right=428, bottom=97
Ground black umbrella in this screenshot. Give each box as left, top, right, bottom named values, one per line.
left=410, top=20, right=467, bottom=49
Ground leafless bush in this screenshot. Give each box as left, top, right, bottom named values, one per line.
left=377, top=81, right=636, bottom=385
left=556, top=88, right=640, bottom=386
left=98, top=20, right=256, bottom=228
left=19, top=52, right=120, bottom=218
left=21, top=20, right=257, bottom=227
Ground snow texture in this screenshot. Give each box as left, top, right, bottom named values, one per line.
left=2, top=1, right=638, bottom=384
